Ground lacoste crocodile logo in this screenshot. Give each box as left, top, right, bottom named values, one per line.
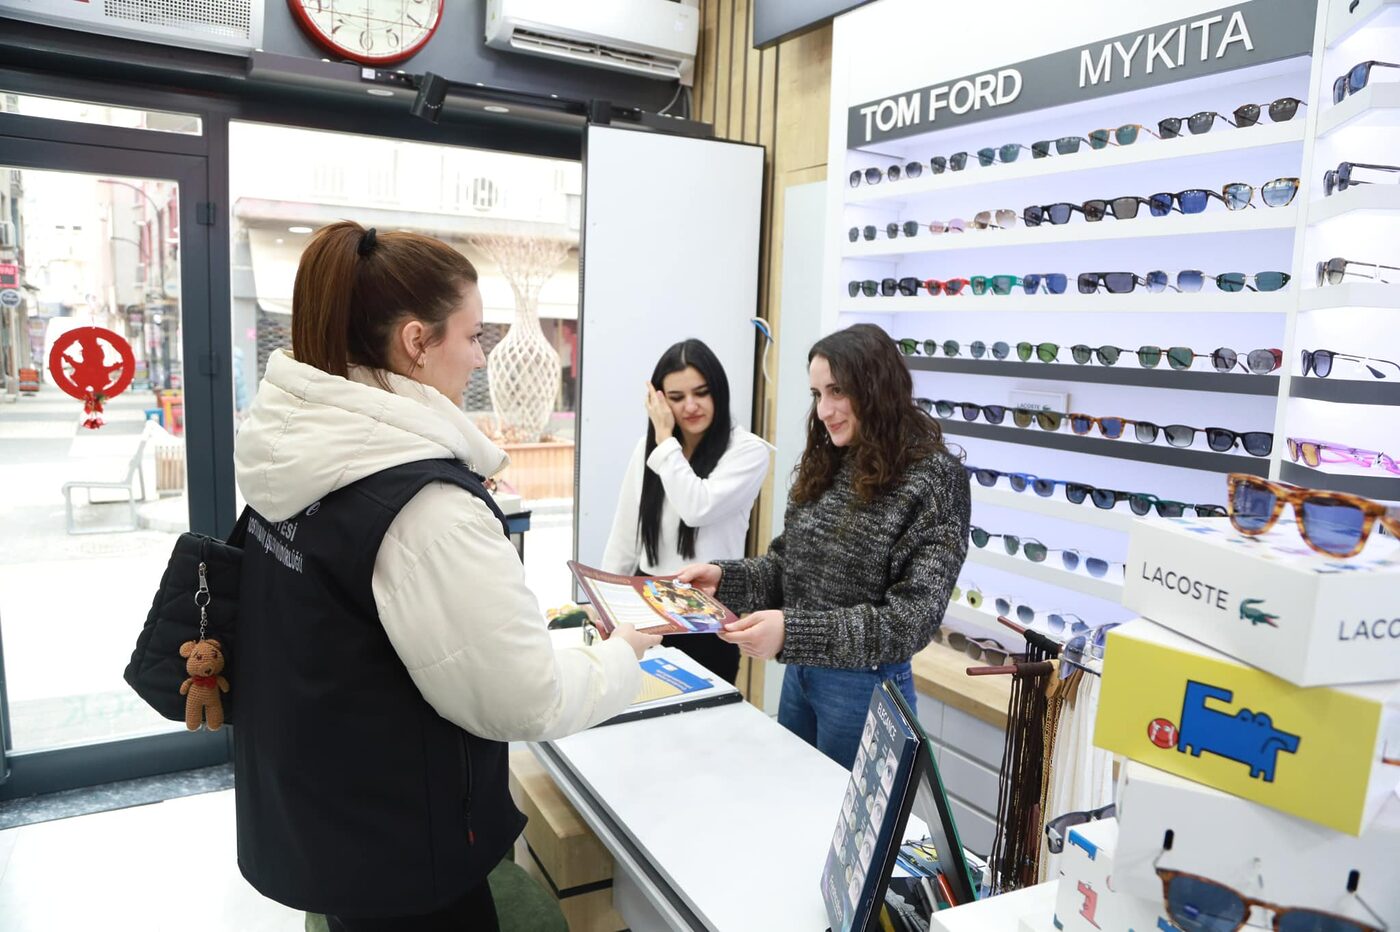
left=1239, top=598, right=1278, bottom=627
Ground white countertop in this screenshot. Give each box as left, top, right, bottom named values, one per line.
left=536, top=699, right=850, bottom=932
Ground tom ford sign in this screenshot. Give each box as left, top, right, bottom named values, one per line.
left=847, top=0, right=1315, bottom=146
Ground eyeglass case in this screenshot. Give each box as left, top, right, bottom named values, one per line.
left=1122, top=515, right=1400, bottom=687
left=1112, top=760, right=1400, bottom=926
left=1050, top=817, right=1177, bottom=932
left=1095, top=618, right=1400, bottom=836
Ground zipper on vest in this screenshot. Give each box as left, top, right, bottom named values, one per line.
left=459, top=734, right=475, bottom=845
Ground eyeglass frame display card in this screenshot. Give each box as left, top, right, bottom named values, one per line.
left=820, top=680, right=979, bottom=932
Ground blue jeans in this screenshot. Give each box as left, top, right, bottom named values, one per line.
left=778, top=662, right=917, bottom=769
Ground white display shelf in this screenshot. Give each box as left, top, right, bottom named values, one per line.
left=1316, top=83, right=1400, bottom=138
left=843, top=121, right=1306, bottom=206
left=1298, top=282, right=1400, bottom=312
left=1307, top=183, right=1400, bottom=225
left=965, top=546, right=1124, bottom=602
left=1327, top=0, right=1400, bottom=48
left=971, top=484, right=1137, bottom=532
left=842, top=206, right=1298, bottom=259
left=840, top=290, right=1295, bottom=315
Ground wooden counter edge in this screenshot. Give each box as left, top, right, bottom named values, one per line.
left=911, top=642, right=1010, bottom=731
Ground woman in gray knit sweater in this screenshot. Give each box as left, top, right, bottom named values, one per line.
left=678, top=323, right=970, bottom=768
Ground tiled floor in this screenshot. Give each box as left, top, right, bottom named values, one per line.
left=0, top=790, right=303, bottom=931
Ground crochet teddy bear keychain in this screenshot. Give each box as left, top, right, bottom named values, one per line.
left=179, top=639, right=229, bottom=731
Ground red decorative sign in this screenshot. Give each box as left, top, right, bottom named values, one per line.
left=48, top=327, right=136, bottom=430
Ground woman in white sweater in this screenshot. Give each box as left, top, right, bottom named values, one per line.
left=233, top=221, right=657, bottom=929
left=602, top=339, right=771, bottom=683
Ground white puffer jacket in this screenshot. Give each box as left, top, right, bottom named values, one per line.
left=235, top=349, right=640, bottom=741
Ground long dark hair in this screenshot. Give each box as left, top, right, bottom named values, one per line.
left=791, top=323, right=949, bottom=505
left=639, top=340, right=732, bottom=565
left=291, top=221, right=478, bottom=384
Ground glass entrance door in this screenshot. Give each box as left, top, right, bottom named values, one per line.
left=0, top=118, right=229, bottom=797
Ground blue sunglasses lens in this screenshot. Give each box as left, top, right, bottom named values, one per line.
left=1149, top=193, right=1174, bottom=216
left=1031, top=479, right=1056, bottom=496
left=1299, top=498, right=1367, bottom=556
left=1349, top=62, right=1369, bottom=93
left=1165, top=875, right=1248, bottom=932
left=1178, top=270, right=1205, bottom=292
left=1085, top=558, right=1110, bottom=577
left=1044, top=273, right=1067, bottom=294
left=1229, top=482, right=1275, bottom=531
left=1178, top=190, right=1209, bottom=214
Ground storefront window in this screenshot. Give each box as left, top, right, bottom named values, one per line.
left=228, top=122, right=581, bottom=607
left=0, top=166, right=188, bottom=751
left=0, top=90, right=202, bottom=135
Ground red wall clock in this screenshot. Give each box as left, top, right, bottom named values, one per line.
left=287, top=0, right=444, bottom=66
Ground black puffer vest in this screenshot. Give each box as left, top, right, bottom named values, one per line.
left=234, top=459, right=526, bottom=916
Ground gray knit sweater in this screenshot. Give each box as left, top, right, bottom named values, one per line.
left=714, top=448, right=970, bottom=669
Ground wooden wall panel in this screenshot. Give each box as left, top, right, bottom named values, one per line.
left=690, top=3, right=831, bottom=710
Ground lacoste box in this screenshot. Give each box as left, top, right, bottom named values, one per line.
left=1111, top=761, right=1400, bottom=927
left=1094, top=619, right=1400, bottom=836
left=1051, top=818, right=1178, bottom=932
left=1124, top=516, right=1400, bottom=687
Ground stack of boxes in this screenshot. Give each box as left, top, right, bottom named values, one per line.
left=1050, top=516, right=1400, bottom=931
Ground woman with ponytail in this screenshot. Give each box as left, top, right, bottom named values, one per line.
left=601, top=339, right=771, bottom=684
left=232, top=222, right=658, bottom=929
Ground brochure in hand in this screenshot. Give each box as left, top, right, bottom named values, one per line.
left=567, top=561, right=738, bottom=637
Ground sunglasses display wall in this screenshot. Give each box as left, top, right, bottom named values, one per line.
left=828, top=2, right=1400, bottom=923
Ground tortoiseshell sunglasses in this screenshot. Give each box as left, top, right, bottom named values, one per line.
left=1226, top=473, right=1400, bottom=558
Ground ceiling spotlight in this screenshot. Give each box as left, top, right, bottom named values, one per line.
left=367, top=88, right=394, bottom=97
left=484, top=105, right=510, bottom=113
left=288, top=226, right=313, bottom=234
left=411, top=71, right=448, bottom=124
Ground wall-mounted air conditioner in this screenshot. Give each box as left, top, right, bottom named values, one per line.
left=0, top=0, right=264, bottom=56
left=485, top=0, right=699, bottom=86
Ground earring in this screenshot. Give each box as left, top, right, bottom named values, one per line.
left=415, top=353, right=426, bottom=368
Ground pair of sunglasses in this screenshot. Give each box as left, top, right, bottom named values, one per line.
left=967, top=467, right=1227, bottom=516
left=918, top=398, right=1061, bottom=430
left=1132, top=421, right=1274, bottom=456
left=848, top=278, right=914, bottom=297
left=1323, top=161, right=1400, bottom=196
left=901, top=338, right=1011, bottom=359
left=1077, top=270, right=1291, bottom=294
left=847, top=163, right=920, bottom=187
left=1027, top=123, right=1157, bottom=157
left=969, top=527, right=1122, bottom=578
left=1287, top=438, right=1399, bottom=475
left=1316, top=257, right=1400, bottom=286
left=931, top=627, right=1013, bottom=665
left=1333, top=60, right=1400, bottom=103
left=1141, top=270, right=1292, bottom=294
left=1158, top=97, right=1305, bottom=138
left=1156, top=846, right=1385, bottom=932
left=1147, top=178, right=1299, bottom=214
left=1300, top=349, right=1400, bottom=380
left=1016, top=341, right=1280, bottom=373
left=993, top=598, right=1089, bottom=634
left=848, top=221, right=922, bottom=242
left=1228, top=473, right=1400, bottom=558
left=1045, top=803, right=1116, bottom=855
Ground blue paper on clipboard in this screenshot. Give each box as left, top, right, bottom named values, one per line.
left=640, top=658, right=712, bottom=693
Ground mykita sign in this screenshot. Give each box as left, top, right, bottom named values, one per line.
left=846, top=0, right=1316, bottom=146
